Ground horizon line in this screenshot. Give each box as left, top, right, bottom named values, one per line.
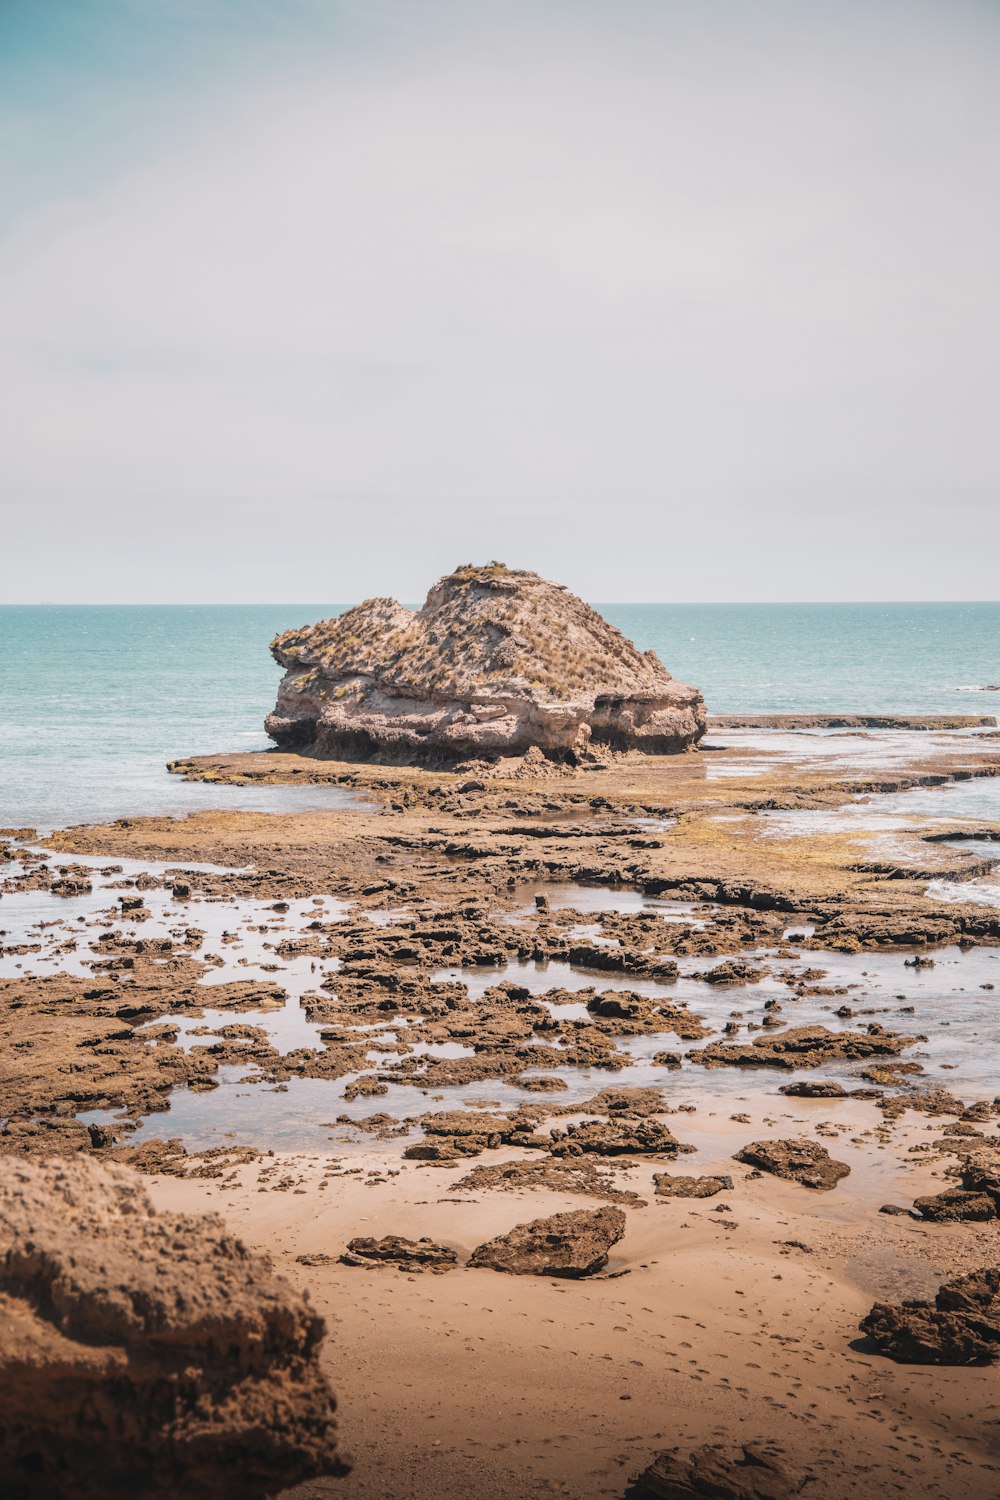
left=3, top=599, right=999, bottom=609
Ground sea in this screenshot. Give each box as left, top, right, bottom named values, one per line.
left=1, top=601, right=998, bottom=831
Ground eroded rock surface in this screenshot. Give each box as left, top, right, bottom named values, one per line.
left=266, top=563, right=706, bottom=763
left=339, top=1235, right=458, bottom=1273
left=654, top=1172, right=734, bottom=1199
left=691, top=1024, right=917, bottom=1071
left=735, top=1138, right=850, bottom=1191
left=634, top=1439, right=809, bottom=1499
left=469, top=1206, right=626, bottom=1277
left=861, top=1267, right=1000, bottom=1365
left=0, top=1156, right=347, bottom=1499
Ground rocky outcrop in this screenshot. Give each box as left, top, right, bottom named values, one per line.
left=861, top=1268, right=1000, bottom=1365
left=454, top=1157, right=647, bottom=1207
left=912, top=1188, right=997, bottom=1222
left=266, top=563, right=706, bottom=764
left=0, top=1156, right=347, bottom=1499
left=691, top=1023, right=917, bottom=1070
left=634, top=1440, right=809, bottom=1498
left=913, top=1155, right=1000, bottom=1221
left=735, top=1138, right=850, bottom=1191
left=549, top=1118, right=693, bottom=1158
left=469, top=1206, right=626, bottom=1277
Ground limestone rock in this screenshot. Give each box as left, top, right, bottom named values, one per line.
left=913, top=1187, right=997, bottom=1222
left=548, top=1117, right=693, bottom=1158
left=266, top=563, right=705, bottom=764
left=861, top=1267, right=1000, bottom=1364
left=0, top=1156, right=347, bottom=1499
left=779, top=1081, right=849, bottom=1099
left=469, top=1206, right=626, bottom=1277
left=734, top=1138, right=850, bottom=1191
left=634, top=1440, right=809, bottom=1498
left=691, top=1023, right=917, bottom=1070
left=653, top=1172, right=734, bottom=1199
left=339, top=1235, right=458, bottom=1273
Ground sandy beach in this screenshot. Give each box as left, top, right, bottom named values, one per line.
left=149, top=1102, right=999, bottom=1500
left=4, top=722, right=1000, bottom=1497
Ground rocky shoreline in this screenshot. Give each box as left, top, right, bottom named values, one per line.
left=3, top=724, right=1000, bottom=1497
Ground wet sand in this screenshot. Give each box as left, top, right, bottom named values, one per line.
left=151, top=1103, right=1000, bottom=1500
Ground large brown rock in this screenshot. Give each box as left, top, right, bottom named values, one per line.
left=266, top=563, right=705, bottom=763
left=469, top=1206, right=626, bottom=1277
left=0, top=1156, right=347, bottom=1499
left=861, top=1267, right=1000, bottom=1365
left=634, top=1440, right=809, bottom=1498
left=735, top=1138, right=850, bottom=1191
left=912, top=1188, right=997, bottom=1222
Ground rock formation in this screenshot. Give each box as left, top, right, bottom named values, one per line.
left=469, top=1206, right=626, bottom=1277
left=734, top=1138, right=850, bottom=1191
left=634, top=1440, right=809, bottom=1499
left=266, top=562, right=706, bottom=764
left=0, top=1156, right=347, bottom=1499
left=339, top=1235, right=458, bottom=1272
left=861, top=1267, right=1000, bottom=1364
left=654, top=1172, right=734, bottom=1198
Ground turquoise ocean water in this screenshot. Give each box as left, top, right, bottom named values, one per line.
left=1, top=602, right=998, bottom=831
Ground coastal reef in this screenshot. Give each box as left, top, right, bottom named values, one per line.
left=0, top=1155, right=347, bottom=1499
left=265, top=562, right=706, bottom=763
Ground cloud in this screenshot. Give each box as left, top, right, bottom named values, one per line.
left=1, top=1, right=998, bottom=600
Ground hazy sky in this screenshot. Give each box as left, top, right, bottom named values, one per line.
left=2, top=0, right=998, bottom=603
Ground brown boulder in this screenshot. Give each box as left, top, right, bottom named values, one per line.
left=861, top=1267, right=1000, bottom=1365
left=634, top=1439, right=809, bottom=1498
left=469, top=1206, right=626, bottom=1278
left=0, top=1156, right=347, bottom=1499
left=912, top=1188, right=997, bottom=1222
left=734, top=1138, right=850, bottom=1191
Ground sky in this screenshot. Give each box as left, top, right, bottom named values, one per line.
left=1, top=0, right=998, bottom=604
